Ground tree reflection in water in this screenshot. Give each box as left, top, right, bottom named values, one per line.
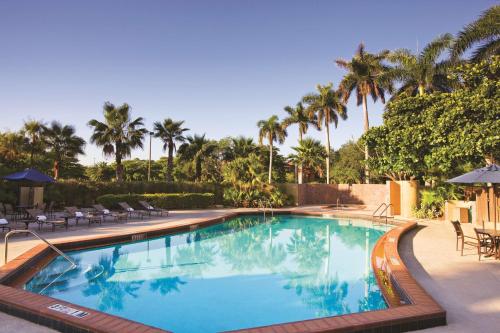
left=25, top=215, right=389, bottom=330
left=82, top=246, right=144, bottom=311
left=25, top=256, right=82, bottom=294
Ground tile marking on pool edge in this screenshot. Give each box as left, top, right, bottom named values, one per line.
left=48, top=304, right=90, bottom=318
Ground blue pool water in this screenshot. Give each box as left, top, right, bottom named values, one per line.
left=25, top=215, right=390, bottom=332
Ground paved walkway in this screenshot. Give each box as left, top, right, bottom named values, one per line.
left=1, top=207, right=499, bottom=332
left=399, top=220, right=500, bottom=333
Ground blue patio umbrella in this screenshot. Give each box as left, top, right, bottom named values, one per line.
left=447, top=164, right=499, bottom=228
left=3, top=168, right=55, bottom=183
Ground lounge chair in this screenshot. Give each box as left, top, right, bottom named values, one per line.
left=64, top=206, right=86, bottom=225
left=26, top=208, right=68, bottom=232
left=0, top=212, right=12, bottom=233
left=451, top=221, right=478, bottom=256
left=118, top=202, right=146, bottom=219
left=93, top=204, right=128, bottom=222
left=139, top=200, right=166, bottom=216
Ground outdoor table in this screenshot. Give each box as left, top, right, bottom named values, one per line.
left=477, top=228, right=500, bottom=259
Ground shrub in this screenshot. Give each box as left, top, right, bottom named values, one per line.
left=414, top=185, right=461, bottom=219
left=96, top=193, right=216, bottom=210
left=223, top=187, right=290, bottom=208
left=0, top=180, right=223, bottom=208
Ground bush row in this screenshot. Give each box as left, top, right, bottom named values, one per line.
left=0, top=180, right=223, bottom=207
left=96, top=193, right=216, bottom=210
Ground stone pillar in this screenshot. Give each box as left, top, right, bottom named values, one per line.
left=398, top=180, right=419, bottom=218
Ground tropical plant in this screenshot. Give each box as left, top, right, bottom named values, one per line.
left=387, top=34, right=454, bottom=97
left=220, top=136, right=257, bottom=161
left=43, top=121, right=85, bottom=179
left=177, top=134, right=218, bottom=182
left=414, top=185, right=461, bottom=219
left=257, top=115, right=287, bottom=184
left=288, top=138, right=326, bottom=183
left=153, top=118, right=189, bottom=182
left=88, top=102, right=147, bottom=181
left=22, top=119, right=45, bottom=166
left=452, top=5, right=500, bottom=62
left=336, top=43, right=391, bottom=183
left=302, top=83, right=347, bottom=184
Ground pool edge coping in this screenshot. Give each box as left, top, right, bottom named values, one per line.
left=0, top=210, right=446, bottom=333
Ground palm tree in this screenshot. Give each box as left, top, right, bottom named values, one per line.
left=22, top=120, right=45, bottom=166
left=452, top=6, right=500, bottom=62
left=43, top=121, right=86, bottom=179
left=302, top=83, right=347, bottom=184
left=177, top=134, right=217, bottom=181
left=288, top=138, right=326, bottom=183
left=230, top=136, right=256, bottom=159
left=336, top=43, right=392, bottom=183
left=282, top=102, right=318, bottom=184
left=153, top=118, right=189, bottom=182
left=387, top=34, right=454, bottom=97
left=282, top=102, right=316, bottom=142
left=257, top=115, right=287, bottom=184
left=88, top=102, right=147, bottom=182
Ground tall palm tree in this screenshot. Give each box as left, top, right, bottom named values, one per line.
left=282, top=102, right=317, bottom=142
left=336, top=43, right=392, bottom=183
left=22, top=120, right=45, bottom=166
left=282, top=103, right=318, bottom=184
left=387, top=34, right=454, bottom=97
left=302, top=83, right=347, bottom=184
left=43, top=121, right=86, bottom=179
left=288, top=138, right=326, bottom=183
left=177, top=134, right=217, bottom=181
left=153, top=118, right=189, bottom=182
left=452, top=5, right=500, bottom=62
left=257, top=115, right=287, bottom=184
left=88, top=102, right=147, bottom=182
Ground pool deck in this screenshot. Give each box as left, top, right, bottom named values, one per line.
left=0, top=206, right=498, bottom=332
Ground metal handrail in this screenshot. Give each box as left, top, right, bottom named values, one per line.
left=372, top=203, right=387, bottom=217
left=258, top=199, right=273, bottom=219
left=378, top=203, right=393, bottom=225
left=4, top=230, right=76, bottom=268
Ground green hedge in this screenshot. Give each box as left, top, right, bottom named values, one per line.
left=96, top=193, right=216, bottom=210
left=0, top=180, right=223, bottom=207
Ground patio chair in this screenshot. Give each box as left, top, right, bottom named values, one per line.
left=451, top=221, right=478, bottom=256
left=139, top=200, right=166, bottom=216
left=3, top=203, right=21, bottom=220
left=26, top=208, right=68, bottom=232
left=92, top=204, right=128, bottom=222
left=473, top=228, right=496, bottom=261
left=118, top=202, right=146, bottom=219
left=0, top=212, right=12, bottom=233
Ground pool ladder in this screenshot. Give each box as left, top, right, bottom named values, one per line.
left=4, top=229, right=77, bottom=268
left=372, top=203, right=393, bottom=225
left=258, top=199, right=273, bottom=220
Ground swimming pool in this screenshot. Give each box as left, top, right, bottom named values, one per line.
left=24, top=214, right=390, bottom=332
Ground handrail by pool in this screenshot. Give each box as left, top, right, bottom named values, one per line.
left=4, top=229, right=77, bottom=269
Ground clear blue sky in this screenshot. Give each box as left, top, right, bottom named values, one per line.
left=0, top=0, right=496, bottom=165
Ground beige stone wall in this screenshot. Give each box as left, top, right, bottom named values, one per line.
left=279, top=183, right=388, bottom=206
